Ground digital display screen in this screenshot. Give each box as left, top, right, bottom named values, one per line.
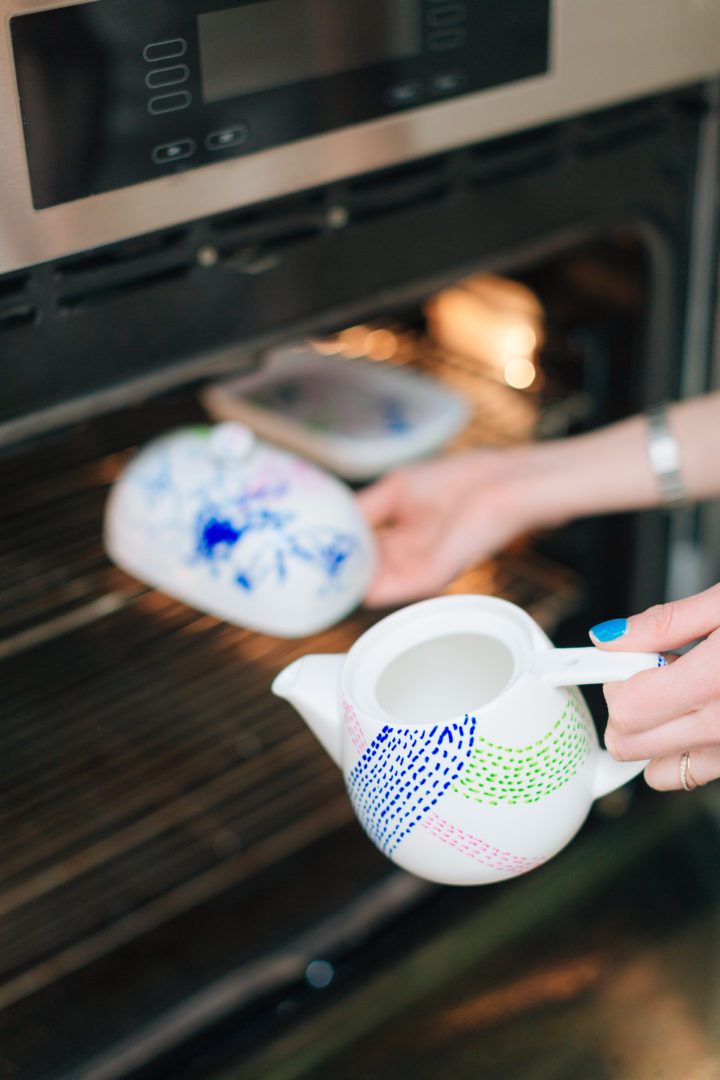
left=198, top=0, right=421, bottom=104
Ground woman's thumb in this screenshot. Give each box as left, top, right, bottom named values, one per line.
left=588, top=583, right=720, bottom=652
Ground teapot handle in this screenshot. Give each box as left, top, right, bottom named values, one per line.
left=533, top=646, right=665, bottom=687
left=593, top=752, right=650, bottom=799
left=532, top=647, right=660, bottom=800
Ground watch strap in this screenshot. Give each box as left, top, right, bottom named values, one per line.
left=645, top=405, right=687, bottom=507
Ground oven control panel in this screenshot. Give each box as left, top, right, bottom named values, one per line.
left=3, top=0, right=720, bottom=276
left=11, top=0, right=549, bottom=209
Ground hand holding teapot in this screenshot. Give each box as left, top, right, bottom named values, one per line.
left=590, top=583, right=720, bottom=792
left=273, top=594, right=664, bottom=885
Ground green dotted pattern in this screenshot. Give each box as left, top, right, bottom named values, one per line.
left=453, top=690, right=593, bottom=805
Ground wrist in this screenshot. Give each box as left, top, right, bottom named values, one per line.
left=501, top=416, right=663, bottom=532
left=474, top=442, right=570, bottom=535
left=505, top=440, right=580, bottom=531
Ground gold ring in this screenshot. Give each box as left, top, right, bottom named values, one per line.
left=686, top=753, right=701, bottom=789
left=679, top=750, right=697, bottom=792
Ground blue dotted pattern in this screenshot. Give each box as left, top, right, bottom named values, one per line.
left=347, top=714, right=476, bottom=857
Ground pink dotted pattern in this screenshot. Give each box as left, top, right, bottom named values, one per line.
left=421, top=811, right=548, bottom=876
left=343, top=699, right=368, bottom=756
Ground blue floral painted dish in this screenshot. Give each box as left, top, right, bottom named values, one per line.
left=104, top=422, right=376, bottom=637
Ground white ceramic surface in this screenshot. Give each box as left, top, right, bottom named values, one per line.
left=272, top=594, right=665, bottom=885
left=201, top=346, right=471, bottom=480
left=104, top=422, right=376, bottom=637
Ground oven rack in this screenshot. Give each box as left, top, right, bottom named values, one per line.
left=0, top=388, right=583, bottom=1075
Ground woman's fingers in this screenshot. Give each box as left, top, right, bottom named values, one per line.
left=603, top=636, right=720, bottom=761
left=362, top=554, right=428, bottom=607
left=355, top=471, right=405, bottom=527
left=362, top=527, right=447, bottom=607
left=590, top=582, right=720, bottom=653
left=591, top=588, right=720, bottom=784
left=592, top=595, right=720, bottom=792
left=644, top=746, right=720, bottom=791
left=604, top=699, right=720, bottom=763
left=603, top=633, right=720, bottom=736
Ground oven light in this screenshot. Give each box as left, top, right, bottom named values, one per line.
left=364, top=328, right=397, bottom=361
left=502, top=324, right=537, bottom=388
left=504, top=324, right=537, bottom=354
left=424, top=273, right=545, bottom=389
left=310, top=324, right=400, bottom=362
left=310, top=340, right=343, bottom=355
left=339, top=325, right=370, bottom=358
left=504, top=355, right=537, bottom=389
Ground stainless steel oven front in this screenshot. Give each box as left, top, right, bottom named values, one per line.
left=1, top=0, right=719, bottom=274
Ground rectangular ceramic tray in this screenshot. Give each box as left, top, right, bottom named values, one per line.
left=201, top=345, right=471, bottom=480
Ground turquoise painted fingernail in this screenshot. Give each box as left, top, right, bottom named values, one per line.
left=590, top=618, right=628, bottom=642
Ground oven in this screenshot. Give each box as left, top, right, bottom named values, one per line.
left=2, top=3, right=720, bottom=1078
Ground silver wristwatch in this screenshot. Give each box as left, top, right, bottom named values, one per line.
left=645, top=405, right=687, bottom=507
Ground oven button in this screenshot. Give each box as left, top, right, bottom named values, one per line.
left=143, top=39, right=187, bottom=62
left=427, top=28, right=468, bottom=50
left=151, top=138, right=196, bottom=164
left=427, top=4, right=466, bottom=26
left=430, top=70, right=465, bottom=96
left=147, top=90, right=192, bottom=114
left=205, top=125, right=250, bottom=151
left=384, top=81, right=423, bottom=107
left=145, top=65, right=189, bottom=90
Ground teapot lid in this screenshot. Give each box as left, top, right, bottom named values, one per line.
left=104, top=421, right=376, bottom=637
left=208, top=421, right=256, bottom=462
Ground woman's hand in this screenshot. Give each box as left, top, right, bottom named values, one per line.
left=356, top=447, right=539, bottom=607
left=356, top=411, right=678, bottom=610
left=590, top=583, right=720, bottom=790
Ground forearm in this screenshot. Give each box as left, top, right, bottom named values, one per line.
left=511, top=391, right=720, bottom=531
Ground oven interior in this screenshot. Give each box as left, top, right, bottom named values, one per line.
left=2, top=86, right=720, bottom=1080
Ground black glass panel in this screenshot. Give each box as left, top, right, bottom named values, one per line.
left=11, top=0, right=550, bottom=208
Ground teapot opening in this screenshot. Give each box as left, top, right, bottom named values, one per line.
left=374, top=633, right=515, bottom=727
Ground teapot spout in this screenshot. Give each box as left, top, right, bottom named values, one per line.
left=271, top=654, right=346, bottom=766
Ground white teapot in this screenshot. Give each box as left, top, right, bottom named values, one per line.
left=272, top=594, right=665, bottom=884
left=104, top=422, right=376, bottom=637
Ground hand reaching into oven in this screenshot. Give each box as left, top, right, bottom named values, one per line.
left=355, top=445, right=541, bottom=607
left=358, top=391, right=720, bottom=608
left=590, top=586, right=720, bottom=792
